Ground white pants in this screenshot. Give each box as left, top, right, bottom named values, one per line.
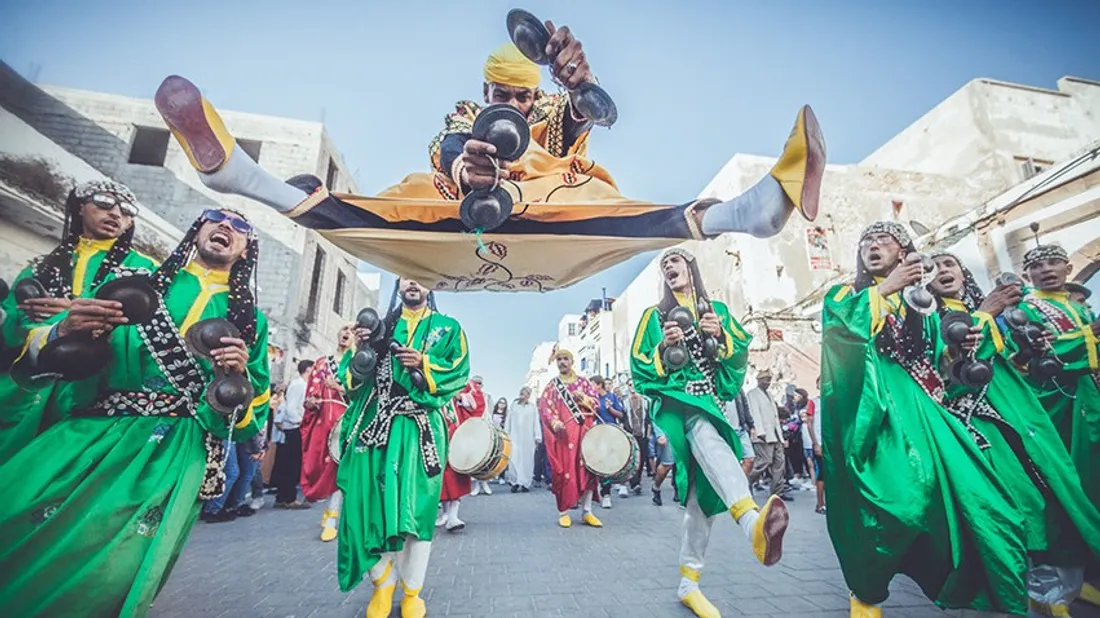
left=679, top=415, right=755, bottom=572
left=366, top=536, right=433, bottom=592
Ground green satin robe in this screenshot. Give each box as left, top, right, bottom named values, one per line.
left=0, top=260, right=270, bottom=618
left=0, top=237, right=158, bottom=462
left=821, top=283, right=1032, bottom=614
left=1014, top=290, right=1100, bottom=510
left=336, top=306, right=469, bottom=592
left=629, top=297, right=749, bottom=517
left=935, top=298, right=1100, bottom=567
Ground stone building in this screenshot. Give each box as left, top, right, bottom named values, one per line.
left=532, top=74, right=1100, bottom=394
left=0, top=63, right=380, bottom=380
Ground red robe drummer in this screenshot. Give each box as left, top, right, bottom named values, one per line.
left=537, top=348, right=602, bottom=528
left=301, top=324, right=354, bottom=542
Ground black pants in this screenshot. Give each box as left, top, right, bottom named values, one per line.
left=534, top=442, right=549, bottom=483
left=272, top=428, right=302, bottom=503
left=629, top=434, right=650, bottom=489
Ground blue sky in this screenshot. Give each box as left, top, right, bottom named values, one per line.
left=3, top=0, right=1098, bottom=398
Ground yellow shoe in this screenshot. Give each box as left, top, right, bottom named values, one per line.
left=154, top=75, right=237, bottom=173
left=365, top=583, right=396, bottom=618
left=751, top=495, right=789, bottom=566
left=400, top=592, right=426, bottom=618
left=1080, top=582, right=1100, bottom=606
left=558, top=514, right=572, bottom=528
left=582, top=512, right=603, bottom=528
left=769, top=104, right=826, bottom=221
left=1028, top=599, right=1071, bottom=617
left=849, top=595, right=882, bottom=618
left=320, top=524, right=338, bottom=542
left=680, top=589, right=720, bottom=618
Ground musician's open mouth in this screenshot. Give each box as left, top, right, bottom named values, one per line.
left=209, top=231, right=231, bottom=249
left=936, top=274, right=956, bottom=287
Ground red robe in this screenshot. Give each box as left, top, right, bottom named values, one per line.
left=441, top=382, right=486, bottom=501
left=537, top=374, right=599, bottom=512
left=300, top=355, right=348, bottom=501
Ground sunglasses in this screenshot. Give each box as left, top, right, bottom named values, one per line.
left=201, top=209, right=253, bottom=235
left=89, top=193, right=139, bottom=217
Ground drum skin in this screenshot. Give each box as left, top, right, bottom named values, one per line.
left=327, top=415, right=345, bottom=464
left=449, top=417, right=512, bottom=481
left=581, top=424, right=640, bottom=484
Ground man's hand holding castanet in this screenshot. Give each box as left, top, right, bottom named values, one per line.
left=211, top=336, right=249, bottom=374
left=393, top=346, right=423, bottom=369
left=877, top=255, right=925, bottom=296
left=977, top=284, right=1023, bottom=317
left=457, top=140, right=509, bottom=191
left=699, top=312, right=722, bottom=338
left=19, top=297, right=71, bottom=321
left=661, top=321, right=684, bottom=349
left=545, top=22, right=595, bottom=90
left=56, top=298, right=127, bottom=337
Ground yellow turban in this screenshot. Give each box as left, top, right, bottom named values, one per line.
left=483, top=43, right=541, bottom=89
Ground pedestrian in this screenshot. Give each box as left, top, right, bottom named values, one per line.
left=746, top=370, right=791, bottom=501
left=272, top=360, right=311, bottom=509
left=505, top=387, right=539, bottom=493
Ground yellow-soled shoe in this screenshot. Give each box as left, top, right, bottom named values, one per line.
left=751, top=495, right=789, bottom=566
left=400, top=592, right=426, bottom=618
left=320, top=524, right=338, bottom=542
left=1080, top=582, right=1100, bottom=607
left=849, top=595, right=882, bottom=618
left=365, top=583, right=396, bottom=618
left=558, top=514, right=572, bottom=528
left=154, top=75, right=237, bottom=173
left=680, top=589, right=720, bottom=618
left=1029, top=599, right=1071, bottom=617
left=768, top=104, right=826, bottom=221
left=582, top=512, right=603, bottom=528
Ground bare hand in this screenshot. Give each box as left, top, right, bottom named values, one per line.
left=393, top=346, right=423, bottom=369
left=960, top=326, right=983, bottom=354
left=56, top=298, right=126, bottom=337
left=661, top=321, right=684, bottom=347
left=813, top=444, right=822, bottom=457
left=1091, top=319, right=1100, bottom=337
left=211, top=336, right=249, bottom=374
left=976, top=283, right=1023, bottom=317
left=551, top=420, right=565, bottom=435
left=699, top=312, right=722, bottom=338
left=354, top=327, right=373, bottom=345
left=459, top=139, right=509, bottom=190
left=545, top=21, right=595, bottom=90
left=657, top=436, right=668, bottom=446
left=250, top=451, right=265, bottom=462
left=19, top=296, right=71, bottom=320
left=325, top=377, right=345, bottom=393
left=877, top=259, right=925, bottom=296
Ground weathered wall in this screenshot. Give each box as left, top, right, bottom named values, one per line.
left=0, top=63, right=378, bottom=377
left=862, top=78, right=1100, bottom=189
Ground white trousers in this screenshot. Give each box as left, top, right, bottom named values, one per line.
left=366, top=536, right=433, bottom=592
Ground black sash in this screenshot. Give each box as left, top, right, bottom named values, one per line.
left=358, top=352, right=442, bottom=476
left=553, top=376, right=585, bottom=424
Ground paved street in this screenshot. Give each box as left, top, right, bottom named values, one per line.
left=151, top=484, right=1098, bottom=618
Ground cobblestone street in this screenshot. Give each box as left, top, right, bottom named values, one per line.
left=151, top=484, right=1099, bottom=618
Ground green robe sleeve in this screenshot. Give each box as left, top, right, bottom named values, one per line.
left=630, top=306, right=667, bottom=395
left=414, top=316, right=470, bottom=410
left=712, top=301, right=751, bottom=401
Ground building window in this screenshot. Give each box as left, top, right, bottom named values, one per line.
left=1016, top=156, right=1053, bottom=180
left=237, top=138, right=263, bottom=163
left=326, top=157, right=339, bottom=191
left=128, top=127, right=170, bottom=166
left=333, top=270, right=347, bottom=316
left=305, top=247, right=326, bottom=322
left=568, top=323, right=577, bottom=336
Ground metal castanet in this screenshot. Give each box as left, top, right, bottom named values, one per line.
left=186, top=318, right=254, bottom=415
left=661, top=305, right=694, bottom=371
left=506, top=8, right=619, bottom=127
left=459, top=104, right=531, bottom=232
left=94, top=275, right=158, bottom=325
left=902, top=253, right=939, bottom=316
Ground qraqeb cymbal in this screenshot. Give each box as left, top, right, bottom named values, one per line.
left=505, top=8, right=618, bottom=127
